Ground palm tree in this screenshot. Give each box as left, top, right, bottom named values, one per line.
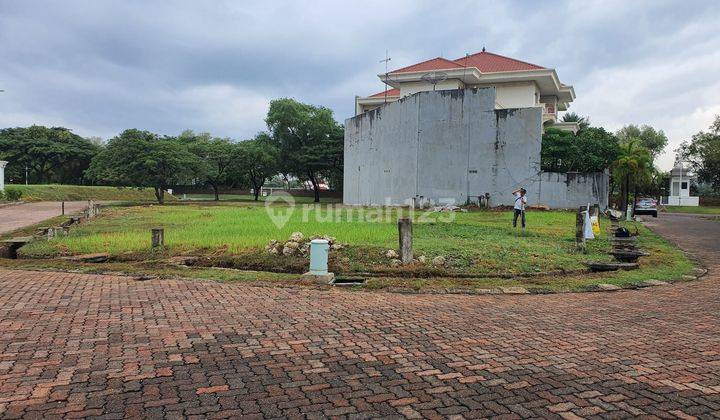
left=561, top=112, right=590, bottom=130
left=612, top=139, right=653, bottom=211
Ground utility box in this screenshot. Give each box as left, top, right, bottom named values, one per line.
left=309, top=239, right=329, bottom=275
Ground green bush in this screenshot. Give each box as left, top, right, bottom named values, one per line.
left=2, top=187, right=23, bottom=201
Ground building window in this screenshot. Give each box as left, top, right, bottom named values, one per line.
left=681, top=181, right=688, bottom=190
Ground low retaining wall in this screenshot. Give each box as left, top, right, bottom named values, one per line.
left=699, top=196, right=720, bottom=206
left=172, top=187, right=342, bottom=199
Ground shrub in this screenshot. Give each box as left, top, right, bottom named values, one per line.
left=3, top=187, right=22, bottom=201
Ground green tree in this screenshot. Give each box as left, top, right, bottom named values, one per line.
left=86, top=129, right=201, bottom=204
left=616, top=124, right=668, bottom=157
left=574, top=127, right=620, bottom=172
left=560, top=112, right=590, bottom=130
left=182, top=130, right=235, bottom=201
left=233, top=133, right=280, bottom=201
left=0, top=125, right=99, bottom=184
left=541, top=127, right=618, bottom=172
left=265, top=98, right=344, bottom=202
left=612, top=139, right=653, bottom=211
left=541, top=128, right=577, bottom=172
left=678, top=115, right=720, bottom=191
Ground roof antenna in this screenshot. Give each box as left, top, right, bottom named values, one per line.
left=379, top=49, right=392, bottom=103
left=462, top=53, right=469, bottom=88
left=421, top=71, right=448, bottom=91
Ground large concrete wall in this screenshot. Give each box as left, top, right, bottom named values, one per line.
left=344, top=88, right=542, bottom=206
left=344, top=88, right=609, bottom=208
left=535, top=171, right=609, bottom=209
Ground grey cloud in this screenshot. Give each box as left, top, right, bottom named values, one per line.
left=1, top=0, right=719, bottom=169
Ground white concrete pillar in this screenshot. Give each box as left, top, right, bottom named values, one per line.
left=0, top=161, right=7, bottom=191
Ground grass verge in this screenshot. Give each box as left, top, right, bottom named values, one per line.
left=7, top=203, right=695, bottom=291
left=662, top=206, right=720, bottom=215
left=5, top=184, right=175, bottom=202
left=182, top=193, right=340, bottom=204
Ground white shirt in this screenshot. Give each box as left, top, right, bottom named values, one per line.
left=514, top=192, right=527, bottom=210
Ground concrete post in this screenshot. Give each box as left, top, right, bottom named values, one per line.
left=151, top=228, right=164, bottom=248
left=398, top=218, right=413, bottom=263
left=0, top=161, right=7, bottom=191
left=575, top=206, right=586, bottom=252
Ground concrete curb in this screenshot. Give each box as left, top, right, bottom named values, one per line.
left=0, top=265, right=706, bottom=297
left=0, top=201, right=24, bottom=209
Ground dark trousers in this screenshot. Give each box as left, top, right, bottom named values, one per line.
left=513, top=209, right=526, bottom=228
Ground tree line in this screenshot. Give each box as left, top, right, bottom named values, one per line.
left=0, top=98, right=344, bottom=204
left=541, top=113, right=670, bottom=210
left=541, top=113, right=720, bottom=208
left=678, top=115, right=720, bottom=197
left=3, top=101, right=719, bottom=208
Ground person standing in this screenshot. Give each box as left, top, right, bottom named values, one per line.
left=512, top=188, right=527, bottom=229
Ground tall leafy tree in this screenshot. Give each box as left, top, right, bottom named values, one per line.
left=616, top=124, right=669, bottom=157
left=612, top=139, right=653, bottom=210
left=541, top=127, right=618, bottom=173
left=678, top=115, right=720, bottom=190
left=540, top=128, right=577, bottom=172
left=265, top=98, right=344, bottom=202
left=233, top=133, right=280, bottom=201
left=0, top=126, right=99, bottom=184
left=574, top=127, right=620, bottom=172
left=181, top=130, right=235, bottom=201
left=86, top=129, right=201, bottom=204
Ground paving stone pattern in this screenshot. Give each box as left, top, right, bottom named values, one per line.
left=0, top=267, right=719, bottom=419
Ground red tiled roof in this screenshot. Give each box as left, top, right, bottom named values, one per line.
left=389, top=57, right=464, bottom=74
left=366, top=51, right=546, bottom=98
left=387, top=50, right=545, bottom=75
left=452, top=51, right=545, bottom=73
left=368, top=88, right=400, bottom=98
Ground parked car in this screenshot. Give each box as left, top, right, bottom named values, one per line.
left=634, top=197, right=658, bottom=218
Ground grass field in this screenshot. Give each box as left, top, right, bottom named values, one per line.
left=17, top=203, right=693, bottom=286
left=662, top=206, right=720, bottom=215
left=5, top=184, right=175, bottom=202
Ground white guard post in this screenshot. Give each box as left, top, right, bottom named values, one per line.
left=0, top=161, right=7, bottom=191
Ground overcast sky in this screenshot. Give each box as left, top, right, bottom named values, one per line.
left=1, top=0, right=719, bottom=170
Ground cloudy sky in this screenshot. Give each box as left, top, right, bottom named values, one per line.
left=1, top=0, right=719, bottom=170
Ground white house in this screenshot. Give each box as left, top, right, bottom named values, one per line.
left=662, top=162, right=699, bottom=206
left=355, top=49, right=579, bottom=133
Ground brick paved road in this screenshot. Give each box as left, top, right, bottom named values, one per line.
left=0, top=269, right=718, bottom=419
left=0, top=202, right=88, bottom=235
left=1, top=212, right=720, bottom=419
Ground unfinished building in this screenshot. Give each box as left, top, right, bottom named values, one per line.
left=343, top=88, right=608, bottom=209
